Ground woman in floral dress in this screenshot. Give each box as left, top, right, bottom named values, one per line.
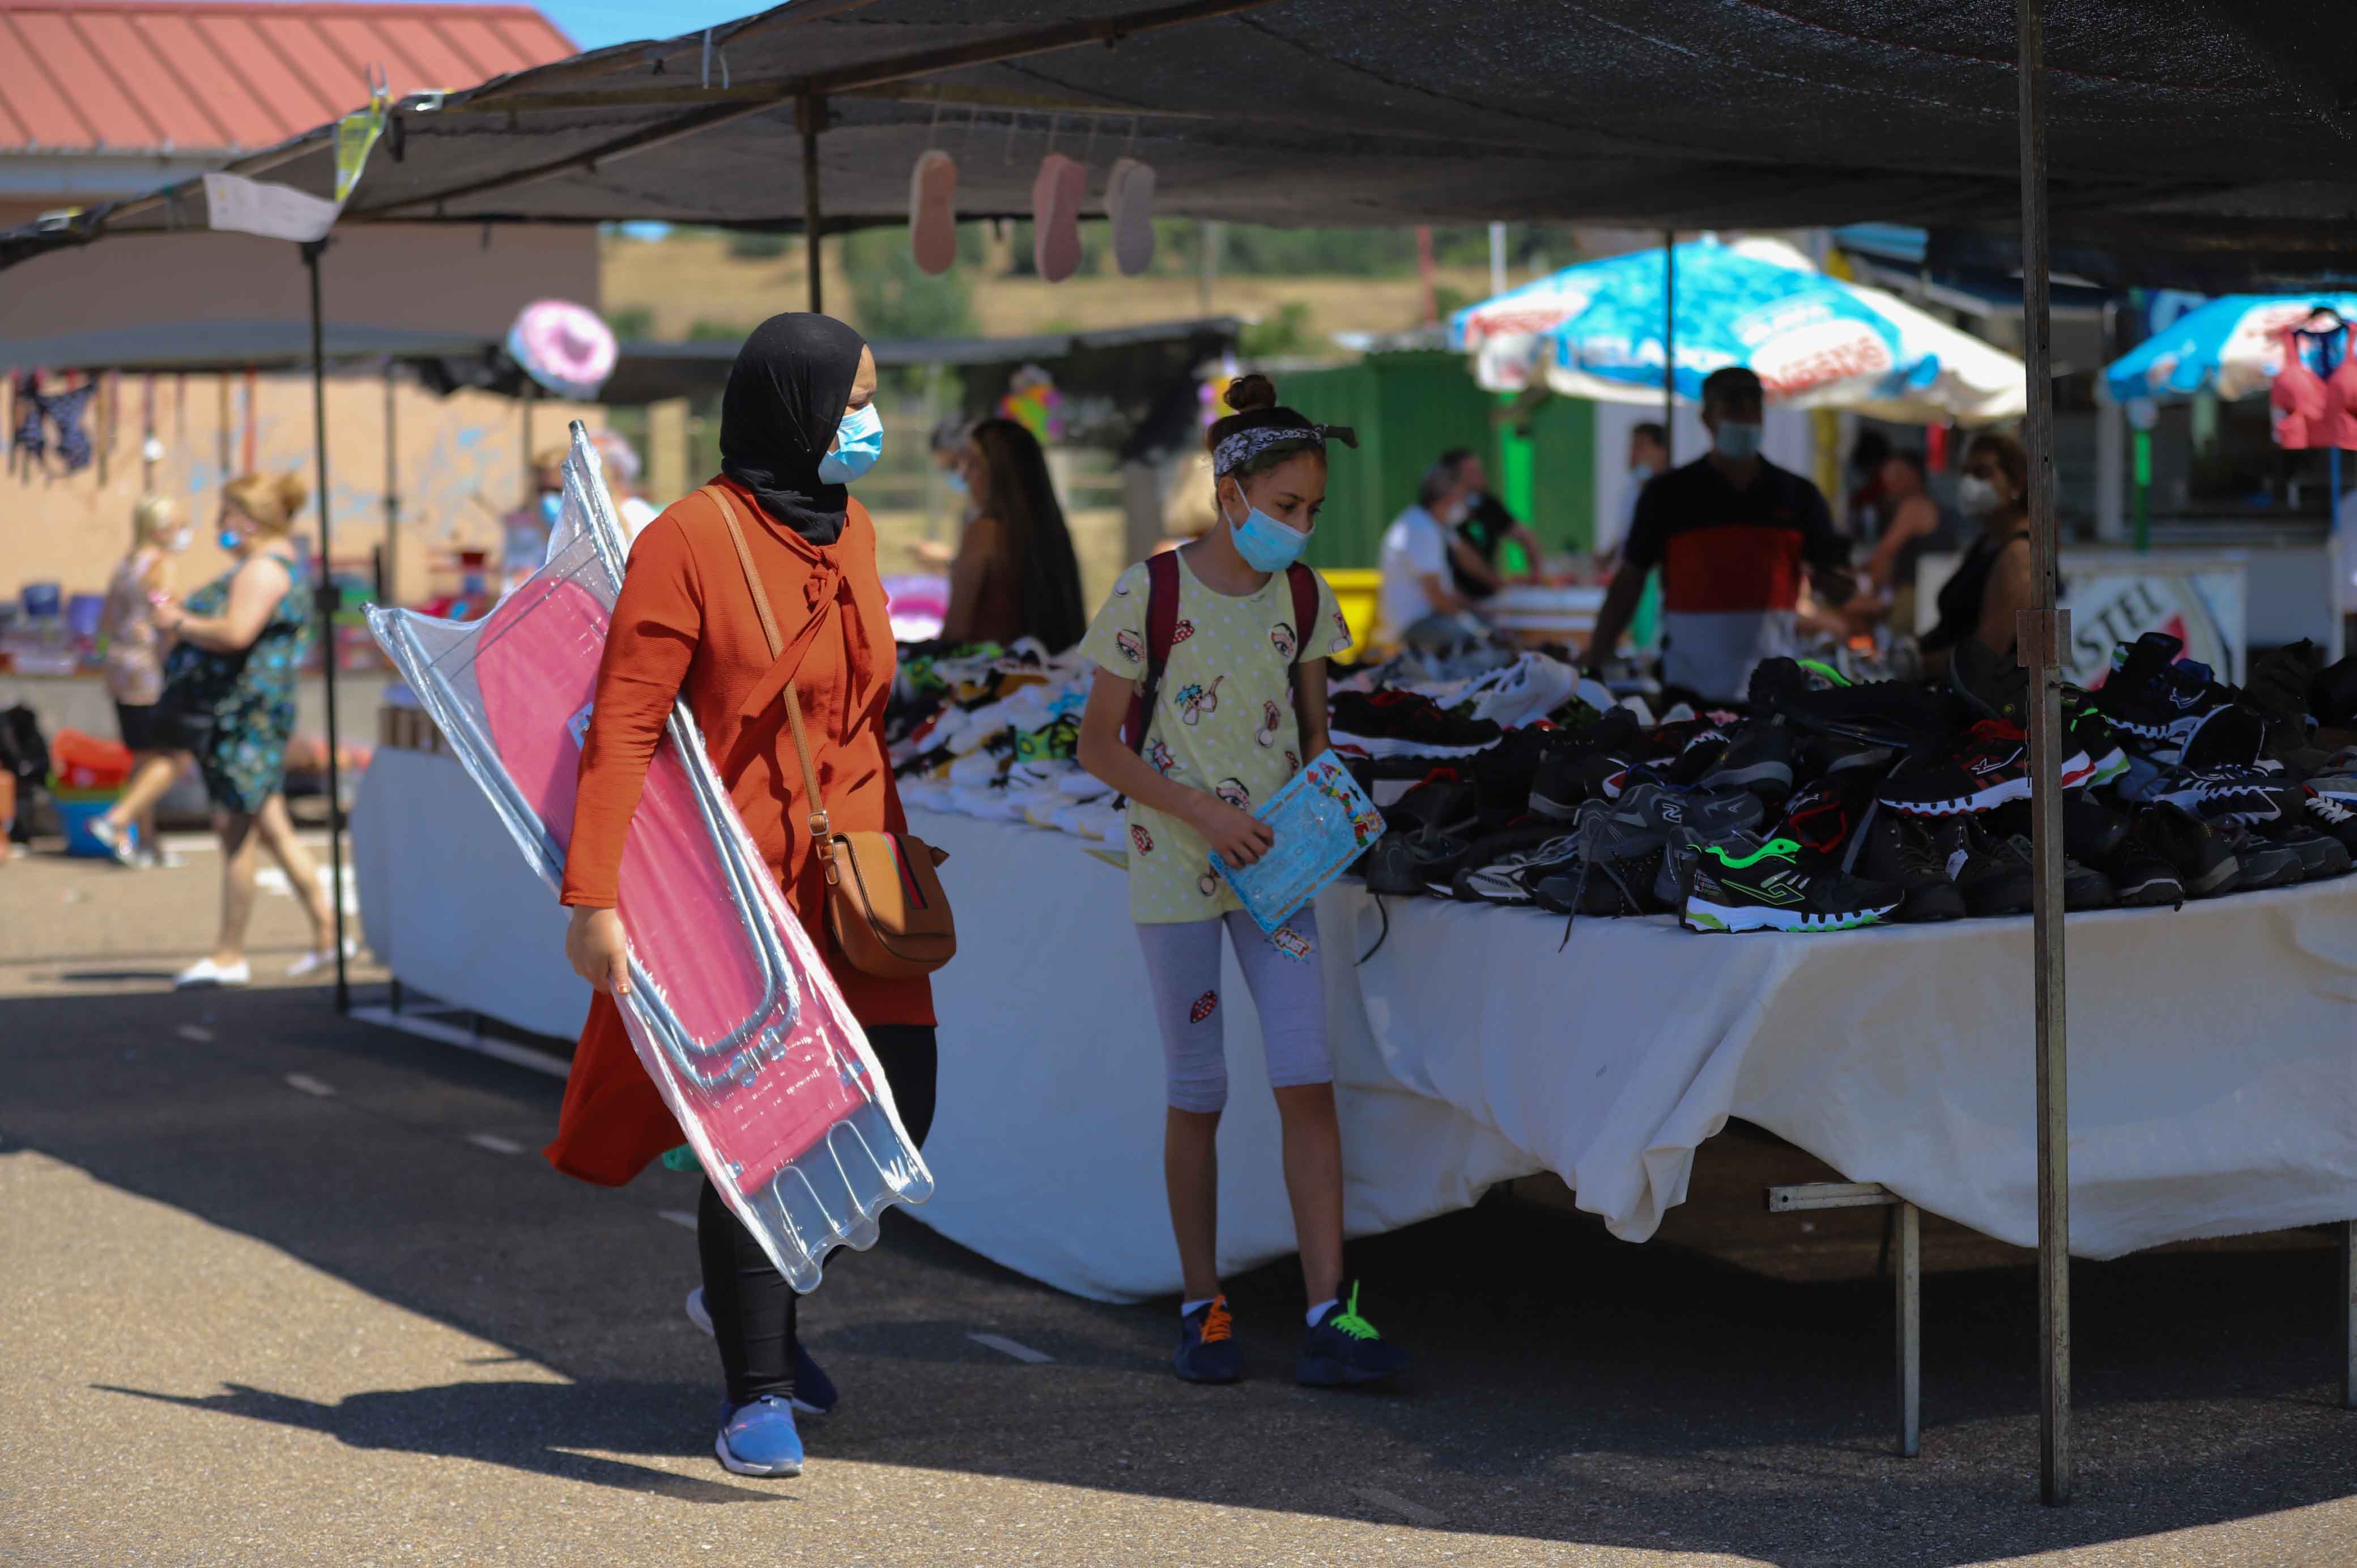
left=154, top=472, right=341, bottom=989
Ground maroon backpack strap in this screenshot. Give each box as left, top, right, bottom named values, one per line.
left=1123, top=550, right=1184, bottom=753
left=1285, top=563, right=1320, bottom=659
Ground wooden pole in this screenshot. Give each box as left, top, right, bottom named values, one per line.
left=303, top=241, right=351, bottom=1015
left=802, top=93, right=826, bottom=316
left=2018, top=0, right=2071, bottom=1507
left=382, top=361, right=399, bottom=608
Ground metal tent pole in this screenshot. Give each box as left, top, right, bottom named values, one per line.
left=802, top=94, right=826, bottom=315
left=302, top=240, right=352, bottom=1015
left=382, top=361, right=399, bottom=607
left=2017, top=0, right=2071, bottom=1506
left=1662, top=229, right=1676, bottom=465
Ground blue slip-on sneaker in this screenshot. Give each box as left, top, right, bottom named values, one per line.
left=685, top=1288, right=839, bottom=1418
left=1296, top=1282, right=1410, bottom=1388
left=714, top=1395, right=803, bottom=1477
left=1173, top=1294, right=1243, bottom=1384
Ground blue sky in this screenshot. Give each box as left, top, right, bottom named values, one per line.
left=531, top=1, right=749, bottom=51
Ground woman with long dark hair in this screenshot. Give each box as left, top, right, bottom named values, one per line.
left=940, top=416, right=1087, bottom=651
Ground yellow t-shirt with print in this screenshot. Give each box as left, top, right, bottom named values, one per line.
left=1080, top=551, right=1352, bottom=924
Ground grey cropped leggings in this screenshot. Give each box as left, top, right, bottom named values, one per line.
left=1135, top=907, right=1331, bottom=1114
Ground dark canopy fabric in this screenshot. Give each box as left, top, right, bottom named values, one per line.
left=6, top=1, right=2354, bottom=283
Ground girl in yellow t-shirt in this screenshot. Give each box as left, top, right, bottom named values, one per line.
left=1076, top=374, right=1409, bottom=1391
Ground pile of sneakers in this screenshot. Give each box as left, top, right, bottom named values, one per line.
left=1335, top=632, right=2357, bottom=938
left=886, top=641, right=1123, bottom=842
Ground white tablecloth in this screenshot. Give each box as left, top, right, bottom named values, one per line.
left=352, top=748, right=2357, bottom=1302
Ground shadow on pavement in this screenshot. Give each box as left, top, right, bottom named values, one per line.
left=93, top=1380, right=781, bottom=1505
left=8, top=981, right=2355, bottom=1563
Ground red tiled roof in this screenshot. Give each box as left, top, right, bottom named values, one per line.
left=0, top=2, right=576, bottom=155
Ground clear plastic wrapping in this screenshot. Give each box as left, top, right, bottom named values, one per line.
left=367, top=423, right=933, bottom=1291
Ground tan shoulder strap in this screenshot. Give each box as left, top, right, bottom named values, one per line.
left=701, top=484, right=832, bottom=847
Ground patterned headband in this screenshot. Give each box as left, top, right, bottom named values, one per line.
left=1211, top=420, right=1356, bottom=478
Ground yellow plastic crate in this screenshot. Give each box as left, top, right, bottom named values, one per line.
left=1322, top=568, right=1382, bottom=662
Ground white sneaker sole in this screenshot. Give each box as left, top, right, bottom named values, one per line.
left=1331, top=731, right=1494, bottom=761
left=1681, top=897, right=1898, bottom=933
left=1884, top=752, right=2094, bottom=816
left=714, top=1433, right=802, bottom=1478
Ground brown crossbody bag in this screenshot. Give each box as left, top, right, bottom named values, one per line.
left=705, top=484, right=956, bottom=979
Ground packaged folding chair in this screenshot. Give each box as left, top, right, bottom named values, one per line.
left=368, top=421, right=933, bottom=1291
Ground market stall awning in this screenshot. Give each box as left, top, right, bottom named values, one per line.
left=6, top=1, right=2356, bottom=280
left=2101, top=292, right=2357, bottom=404
left=1450, top=236, right=2028, bottom=427
left=0, top=319, right=495, bottom=376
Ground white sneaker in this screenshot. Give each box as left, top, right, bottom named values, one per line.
left=175, top=957, right=250, bottom=990
left=85, top=816, right=141, bottom=868
left=286, top=938, right=357, bottom=979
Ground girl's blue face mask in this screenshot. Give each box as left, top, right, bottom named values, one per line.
left=1222, top=479, right=1312, bottom=573
left=819, top=403, right=884, bottom=485
left=942, top=466, right=968, bottom=496
left=538, top=491, right=563, bottom=526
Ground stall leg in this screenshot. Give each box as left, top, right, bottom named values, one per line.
left=2341, top=1218, right=2355, bottom=1411
left=1897, top=1201, right=1921, bottom=1457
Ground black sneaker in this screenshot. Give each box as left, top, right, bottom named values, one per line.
left=1694, top=722, right=1796, bottom=802
left=1769, top=677, right=1956, bottom=748
left=2094, top=632, right=2254, bottom=764
left=1950, top=821, right=2033, bottom=917
left=1361, top=828, right=1474, bottom=897
left=1174, top=1296, right=1242, bottom=1384
left=1529, top=709, right=1638, bottom=820
left=2215, top=823, right=2303, bottom=890
left=2131, top=803, right=2240, bottom=898
left=2260, top=822, right=2351, bottom=881
left=2061, top=792, right=2129, bottom=860
left=1776, top=768, right=1879, bottom=865
left=1332, top=690, right=1501, bottom=760
left=2303, top=790, right=2357, bottom=855
left=2097, top=812, right=2186, bottom=908
left=1880, top=721, right=2043, bottom=816
left=1453, top=832, right=1581, bottom=906
left=1677, top=830, right=1901, bottom=934
left=1297, top=1282, right=1409, bottom=1387
left=1387, top=768, right=1481, bottom=838
left=1531, top=800, right=1672, bottom=920
left=1857, top=809, right=1966, bottom=922
left=2152, top=764, right=2301, bottom=827
left=2061, top=852, right=2116, bottom=911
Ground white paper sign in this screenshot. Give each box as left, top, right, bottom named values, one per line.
left=202, top=172, right=338, bottom=243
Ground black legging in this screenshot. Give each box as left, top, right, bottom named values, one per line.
left=697, top=1024, right=937, bottom=1407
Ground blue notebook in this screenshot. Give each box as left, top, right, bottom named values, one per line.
left=1210, top=753, right=1388, bottom=932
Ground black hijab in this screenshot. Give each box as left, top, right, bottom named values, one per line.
left=719, top=312, right=869, bottom=545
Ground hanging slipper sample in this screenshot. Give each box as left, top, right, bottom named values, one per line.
left=1105, top=157, right=1157, bottom=277
left=909, top=149, right=958, bottom=276
left=1031, top=152, right=1087, bottom=283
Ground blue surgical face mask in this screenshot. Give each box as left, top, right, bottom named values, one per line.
left=1223, top=481, right=1311, bottom=573
left=1713, top=420, right=1764, bottom=461
left=538, top=491, right=563, bottom=526
left=819, top=403, right=884, bottom=485
left=1630, top=463, right=1656, bottom=483
left=942, top=466, right=968, bottom=496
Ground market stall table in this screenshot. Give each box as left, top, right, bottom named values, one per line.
left=352, top=732, right=2357, bottom=1299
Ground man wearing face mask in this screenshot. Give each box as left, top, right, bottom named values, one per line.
left=1582, top=367, right=1851, bottom=705
left=1608, top=422, right=1670, bottom=560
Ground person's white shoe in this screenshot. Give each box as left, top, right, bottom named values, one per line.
left=85, top=816, right=141, bottom=868
left=174, top=957, right=250, bottom=990
left=285, top=938, right=357, bottom=979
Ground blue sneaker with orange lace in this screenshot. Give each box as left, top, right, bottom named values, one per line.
left=1297, top=1281, right=1410, bottom=1387
left=1173, top=1294, right=1242, bottom=1384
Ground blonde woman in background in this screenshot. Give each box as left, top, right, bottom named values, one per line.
left=90, top=495, right=194, bottom=868
left=147, top=473, right=342, bottom=988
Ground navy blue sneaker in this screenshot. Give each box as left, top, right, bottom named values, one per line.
left=686, top=1288, right=839, bottom=1417
left=1174, top=1295, right=1243, bottom=1384
left=1297, top=1282, right=1410, bottom=1387
left=714, top=1395, right=803, bottom=1477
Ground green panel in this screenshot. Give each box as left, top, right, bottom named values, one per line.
left=1283, top=352, right=1494, bottom=570
left=1521, top=395, right=1596, bottom=554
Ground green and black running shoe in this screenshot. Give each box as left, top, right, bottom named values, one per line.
left=1296, top=1281, right=1410, bottom=1388
left=1677, top=833, right=1901, bottom=934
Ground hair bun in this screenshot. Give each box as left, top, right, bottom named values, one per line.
left=1223, top=373, right=1278, bottom=414
left=276, top=474, right=309, bottom=518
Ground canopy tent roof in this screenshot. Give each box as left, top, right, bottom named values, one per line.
left=0, top=318, right=493, bottom=374
left=6, top=1, right=2355, bottom=282
left=2101, top=292, right=2357, bottom=405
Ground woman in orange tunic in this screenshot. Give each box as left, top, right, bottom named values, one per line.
left=554, top=313, right=935, bottom=1479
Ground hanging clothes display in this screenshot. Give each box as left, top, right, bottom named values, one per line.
left=2269, top=315, right=2357, bottom=450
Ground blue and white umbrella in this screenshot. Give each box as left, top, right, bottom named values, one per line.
left=1450, top=236, right=2024, bottom=425
left=2101, top=293, right=2357, bottom=404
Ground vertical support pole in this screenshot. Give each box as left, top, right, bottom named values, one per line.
left=520, top=378, right=535, bottom=506
left=2341, top=1218, right=2354, bottom=1410
left=1488, top=220, right=1508, bottom=299
left=1896, top=1201, right=1921, bottom=1458
left=2017, top=0, right=2071, bottom=1506
left=1661, top=229, right=1677, bottom=466
left=382, top=360, right=399, bottom=608
left=303, top=240, right=351, bottom=1015
left=802, top=93, right=826, bottom=316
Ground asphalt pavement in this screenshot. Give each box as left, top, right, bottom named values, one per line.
left=2, top=837, right=2352, bottom=1566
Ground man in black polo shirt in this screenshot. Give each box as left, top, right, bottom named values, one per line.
left=1582, top=367, right=1852, bottom=705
